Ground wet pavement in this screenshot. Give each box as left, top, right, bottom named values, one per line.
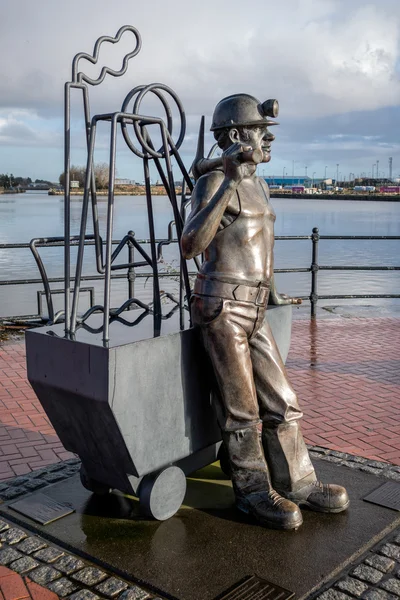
left=289, top=316, right=400, bottom=464
left=1, top=459, right=400, bottom=600
left=0, top=312, right=399, bottom=599
left=1, top=314, right=399, bottom=479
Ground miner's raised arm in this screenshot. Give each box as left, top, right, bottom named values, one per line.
left=181, top=142, right=249, bottom=259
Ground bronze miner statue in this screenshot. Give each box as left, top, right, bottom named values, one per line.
left=181, top=94, right=349, bottom=530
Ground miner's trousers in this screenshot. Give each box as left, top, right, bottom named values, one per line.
left=191, top=293, right=316, bottom=492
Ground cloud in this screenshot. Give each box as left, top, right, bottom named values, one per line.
left=179, top=2, right=400, bottom=119
left=1, top=0, right=399, bottom=117
left=0, top=110, right=63, bottom=147
left=0, top=0, right=398, bottom=179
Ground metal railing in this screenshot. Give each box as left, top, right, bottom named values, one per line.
left=307, top=228, right=400, bottom=316
left=0, top=227, right=399, bottom=322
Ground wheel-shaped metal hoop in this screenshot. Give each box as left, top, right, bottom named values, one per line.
left=121, top=83, right=186, bottom=159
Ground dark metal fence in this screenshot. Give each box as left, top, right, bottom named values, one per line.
left=307, top=228, right=400, bottom=316
left=0, top=228, right=399, bottom=322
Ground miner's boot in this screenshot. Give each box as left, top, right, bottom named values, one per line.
left=262, top=422, right=349, bottom=513
left=223, top=426, right=303, bottom=530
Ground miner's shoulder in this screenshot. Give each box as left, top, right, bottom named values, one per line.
left=258, top=176, right=269, bottom=187
left=193, top=169, right=225, bottom=192
left=197, top=169, right=225, bottom=184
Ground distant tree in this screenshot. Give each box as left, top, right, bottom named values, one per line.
left=59, top=165, right=85, bottom=188
left=93, top=162, right=109, bottom=189
left=34, top=178, right=53, bottom=186
left=11, top=176, right=32, bottom=186
left=59, top=163, right=110, bottom=189
left=0, top=174, right=11, bottom=189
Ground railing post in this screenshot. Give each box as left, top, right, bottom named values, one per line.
left=127, top=230, right=135, bottom=309
left=310, top=227, right=319, bottom=318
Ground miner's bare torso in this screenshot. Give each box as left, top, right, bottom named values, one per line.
left=199, top=175, right=276, bottom=284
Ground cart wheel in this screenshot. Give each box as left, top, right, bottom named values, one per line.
left=80, top=465, right=111, bottom=496
left=217, top=443, right=232, bottom=478
left=139, top=466, right=186, bottom=521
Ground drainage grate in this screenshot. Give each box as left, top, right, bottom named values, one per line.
left=214, top=575, right=295, bottom=600
left=363, top=481, right=400, bottom=511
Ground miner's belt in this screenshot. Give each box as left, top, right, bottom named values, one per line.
left=193, top=277, right=270, bottom=307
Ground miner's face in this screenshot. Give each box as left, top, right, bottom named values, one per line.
left=233, top=125, right=275, bottom=163
left=249, top=126, right=275, bottom=163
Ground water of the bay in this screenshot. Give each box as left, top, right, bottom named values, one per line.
left=0, top=191, right=399, bottom=319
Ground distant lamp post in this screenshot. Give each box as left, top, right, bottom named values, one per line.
left=372, top=164, right=375, bottom=179
left=283, top=167, right=286, bottom=183
left=336, top=163, right=339, bottom=184
left=305, top=165, right=308, bottom=178
left=376, top=160, right=379, bottom=179
left=292, top=159, right=298, bottom=180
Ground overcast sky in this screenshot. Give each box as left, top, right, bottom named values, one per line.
left=0, top=0, right=399, bottom=182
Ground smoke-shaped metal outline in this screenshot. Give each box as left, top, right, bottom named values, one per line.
left=71, top=25, right=142, bottom=86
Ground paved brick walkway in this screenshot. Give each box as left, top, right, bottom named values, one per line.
left=0, top=565, right=59, bottom=599
left=287, top=317, right=400, bottom=465
left=0, top=316, right=399, bottom=479
left=0, top=341, right=74, bottom=481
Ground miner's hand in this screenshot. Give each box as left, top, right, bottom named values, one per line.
left=222, top=143, right=250, bottom=184
left=268, top=274, right=303, bottom=306
left=269, top=292, right=303, bottom=306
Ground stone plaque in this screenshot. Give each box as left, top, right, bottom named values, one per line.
left=9, top=493, right=75, bottom=525
left=363, top=482, right=400, bottom=511
left=214, top=575, right=294, bottom=600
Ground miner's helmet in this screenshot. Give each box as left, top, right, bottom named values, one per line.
left=210, top=94, right=279, bottom=131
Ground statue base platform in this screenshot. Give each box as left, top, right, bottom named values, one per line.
left=1, top=458, right=400, bottom=600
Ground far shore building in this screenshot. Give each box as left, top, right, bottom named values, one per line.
left=263, top=175, right=311, bottom=187
left=115, top=178, right=135, bottom=185
left=264, top=176, right=334, bottom=189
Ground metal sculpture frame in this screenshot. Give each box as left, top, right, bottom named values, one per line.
left=63, top=25, right=194, bottom=342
